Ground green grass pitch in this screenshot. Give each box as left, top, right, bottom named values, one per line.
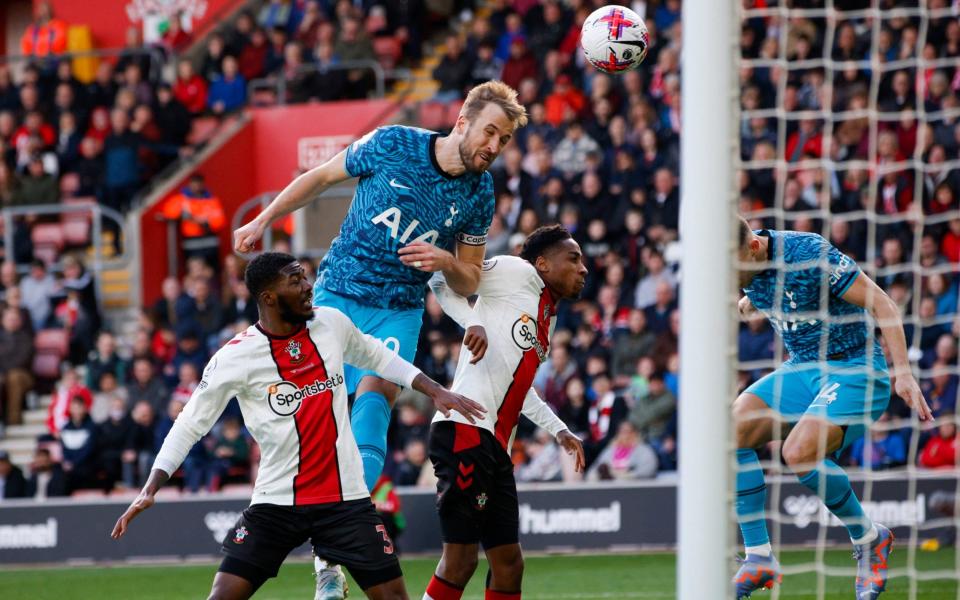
left=0, top=549, right=956, bottom=599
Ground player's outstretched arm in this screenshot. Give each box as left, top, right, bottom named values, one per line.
left=234, top=150, right=351, bottom=253
left=520, top=388, right=585, bottom=472
left=427, top=273, right=487, bottom=363
left=110, top=468, right=170, bottom=539
left=399, top=241, right=485, bottom=296
left=841, top=272, right=933, bottom=420
left=411, top=373, right=487, bottom=424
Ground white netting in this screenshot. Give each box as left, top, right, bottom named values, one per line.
left=735, top=1, right=960, bottom=598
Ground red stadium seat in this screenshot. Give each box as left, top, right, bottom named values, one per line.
left=251, top=89, right=277, bottom=107
left=35, top=328, right=69, bottom=356
left=418, top=102, right=447, bottom=131
left=187, top=116, right=221, bottom=146
left=31, top=223, right=65, bottom=250
left=444, top=100, right=464, bottom=128
left=32, top=352, right=63, bottom=380
left=63, top=219, right=91, bottom=246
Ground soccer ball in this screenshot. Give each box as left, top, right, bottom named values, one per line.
left=580, top=5, right=649, bottom=74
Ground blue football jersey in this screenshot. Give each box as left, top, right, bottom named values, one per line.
left=316, top=125, right=495, bottom=309
left=742, top=230, right=880, bottom=363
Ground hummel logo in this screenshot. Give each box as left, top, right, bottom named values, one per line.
left=389, top=178, right=411, bottom=190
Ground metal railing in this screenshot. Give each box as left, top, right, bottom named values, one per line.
left=0, top=47, right=167, bottom=84
left=2, top=203, right=132, bottom=316
left=248, top=61, right=413, bottom=103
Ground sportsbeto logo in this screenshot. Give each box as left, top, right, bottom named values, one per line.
left=511, top=314, right=547, bottom=362
left=267, top=374, right=344, bottom=416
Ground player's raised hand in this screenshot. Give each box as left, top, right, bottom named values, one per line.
left=398, top=241, right=453, bottom=272
left=110, top=491, right=155, bottom=539
left=464, top=325, right=487, bottom=364
left=894, top=373, right=932, bottom=421
left=233, top=218, right=266, bottom=253
left=557, top=430, right=586, bottom=473
left=432, top=389, right=487, bottom=424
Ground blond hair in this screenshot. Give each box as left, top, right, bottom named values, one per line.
left=461, top=80, right=528, bottom=129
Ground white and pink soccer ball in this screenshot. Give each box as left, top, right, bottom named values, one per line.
left=580, top=5, right=650, bottom=74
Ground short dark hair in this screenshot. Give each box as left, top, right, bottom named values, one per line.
left=245, top=252, right=297, bottom=298
left=519, top=225, right=572, bottom=264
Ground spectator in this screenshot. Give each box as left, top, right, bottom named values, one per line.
left=628, top=371, right=677, bottom=443
left=161, top=12, right=192, bottom=52
left=239, top=28, right=270, bottom=81
left=646, top=168, right=681, bottom=236
left=95, top=395, right=134, bottom=490
left=86, top=332, right=127, bottom=392
left=153, top=276, right=183, bottom=328
left=46, top=367, right=93, bottom=437
left=20, top=259, right=57, bottom=329
left=206, top=417, right=250, bottom=490
left=739, top=312, right=776, bottom=380
left=500, top=37, right=538, bottom=93
left=200, top=33, right=228, bottom=80
left=19, top=154, right=58, bottom=204
left=0, top=307, right=35, bottom=426
left=0, top=450, right=27, bottom=500
left=222, top=279, right=258, bottom=327
left=176, top=277, right=223, bottom=344
left=161, top=173, right=226, bottom=269
left=126, top=358, right=170, bottom=414
left=432, top=35, right=472, bottom=102
left=553, top=121, right=601, bottom=178
left=25, top=447, right=68, bottom=499
left=544, top=74, right=586, bottom=128
left=123, top=400, right=156, bottom=487
left=516, top=429, right=564, bottom=482
left=102, top=108, right=143, bottom=217
left=586, top=421, right=658, bottom=480
left=848, top=413, right=907, bottom=470
left=394, top=439, right=429, bottom=487
left=634, top=250, right=677, bottom=310
left=207, top=55, right=247, bottom=115
left=172, top=59, right=208, bottom=116
left=334, top=18, right=376, bottom=98
left=643, top=281, right=677, bottom=336
left=918, top=415, right=958, bottom=469
left=470, top=40, right=503, bottom=88
left=20, top=2, right=67, bottom=58
left=154, top=84, right=191, bottom=147
left=153, top=398, right=207, bottom=492
left=168, top=323, right=208, bottom=385
left=587, top=373, right=628, bottom=452
left=60, top=396, right=98, bottom=491
left=611, top=310, right=656, bottom=381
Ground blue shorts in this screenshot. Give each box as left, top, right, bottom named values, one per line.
left=745, top=354, right=890, bottom=452
left=313, top=287, right=423, bottom=395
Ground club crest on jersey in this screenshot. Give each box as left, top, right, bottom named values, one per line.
left=267, top=374, right=344, bottom=416
left=286, top=339, right=305, bottom=364
left=233, top=526, right=249, bottom=544
left=476, top=492, right=488, bottom=511
left=511, top=314, right=547, bottom=362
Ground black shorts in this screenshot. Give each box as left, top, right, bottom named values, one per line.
left=218, top=499, right=401, bottom=591
left=429, top=421, right=519, bottom=549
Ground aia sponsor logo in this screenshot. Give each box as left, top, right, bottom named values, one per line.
left=267, top=374, right=344, bottom=416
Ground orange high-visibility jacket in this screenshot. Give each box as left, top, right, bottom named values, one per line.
left=162, top=192, right=226, bottom=238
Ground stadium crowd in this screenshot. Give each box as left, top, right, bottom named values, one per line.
left=0, top=0, right=958, bottom=503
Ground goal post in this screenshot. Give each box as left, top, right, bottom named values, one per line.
left=677, top=0, right=740, bottom=598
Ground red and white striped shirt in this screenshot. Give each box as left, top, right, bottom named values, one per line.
left=153, top=307, right=421, bottom=506
left=428, top=256, right=568, bottom=451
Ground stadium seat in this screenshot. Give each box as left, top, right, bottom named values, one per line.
left=31, top=223, right=65, bottom=250
left=35, top=328, right=69, bottom=356
left=418, top=102, right=448, bottom=131
left=186, top=116, right=221, bottom=146
left=71, top=489, right=107, bottom=499
left=373, top=36, right=402, bottom=70
left=444, top=100, right=464, bottom=128
left=63, top=219, right=91, bottom=247
left=32, top=352, right=63, bottom=380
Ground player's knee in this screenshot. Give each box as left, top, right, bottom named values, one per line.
left=781, top=437, right=814, bottom=470
left=492, top=552, right=524, bottom=586
left=438, top=552, right=479, bottom=585
left=732, top=399, right=762, bottom=448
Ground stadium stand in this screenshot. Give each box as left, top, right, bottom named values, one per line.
left=0, top=0, right=956, bottom=506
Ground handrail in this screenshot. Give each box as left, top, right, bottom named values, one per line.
left=0, top=47, right=167, bottom=83
left=2, top=203, right=132, bottom=317
left=248, top=60, right=412, bottom=103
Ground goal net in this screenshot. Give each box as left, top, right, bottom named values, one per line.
left=732, top=1, right=960, bottom=599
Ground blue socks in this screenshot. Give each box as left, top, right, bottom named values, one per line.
left=352, top=391, right=391, bottom=492
left=736, top=449, right=770, bottom=550
left=797, top=459, right=874, bottom=542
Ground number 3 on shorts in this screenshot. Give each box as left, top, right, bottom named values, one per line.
left=376, top=524, right=395, bottom=555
